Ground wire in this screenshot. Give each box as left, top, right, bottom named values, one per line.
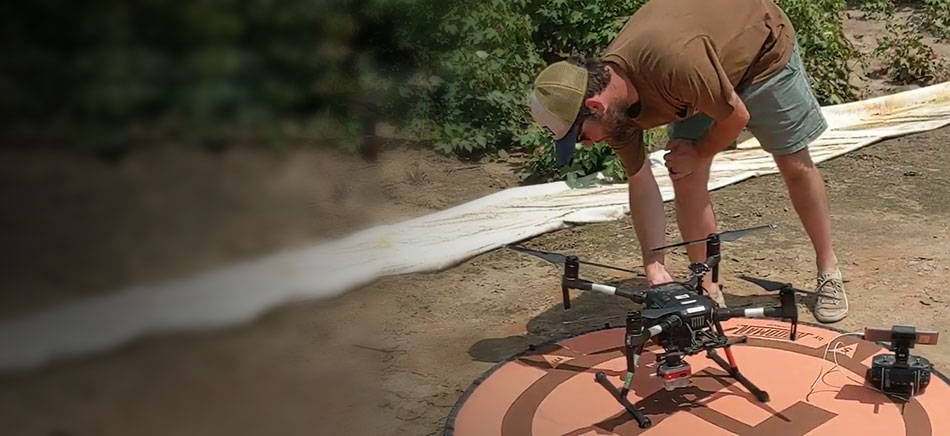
left=806, top=331, right=911, bottom=403
left=807, top=332, right=862, bottom=396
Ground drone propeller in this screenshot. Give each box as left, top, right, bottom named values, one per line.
left=652, top=224, right=777, bottom=252
left=505, top=244, right=641, bottom=275
left=737, top=275, right=840, bottom=300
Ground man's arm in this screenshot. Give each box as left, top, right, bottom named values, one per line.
left=665, top=90, right=750, bottom=178
left=664, top=37, right=751, bottom=177
left=627, top=157, right=673, bottom=285
left=694, top=90, right=749, bottom=158
left=609, top=130, right=673, bottom=284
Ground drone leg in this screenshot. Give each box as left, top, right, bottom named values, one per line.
left=707, top=349, right=770, bottom=402
left=595, top=312, right=651, bottom=429
left=620, top=313, right=644, bottom=398
left=710, top=320, right=769, bottom=402
left=713, top=319, right=740, bottom=370
left=619, top=353, right=638, bottom=398
left=595, top=372, right=652, bottom=428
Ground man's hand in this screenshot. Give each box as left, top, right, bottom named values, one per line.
left=624, top=158, right=673, bottom=287
left=664, top=139, right=702, bottom=180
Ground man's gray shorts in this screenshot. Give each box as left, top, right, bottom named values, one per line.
left=666, top=42, right=828, bottom=155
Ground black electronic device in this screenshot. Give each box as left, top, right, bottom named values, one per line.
left=865, top=325, right=938, bottom=397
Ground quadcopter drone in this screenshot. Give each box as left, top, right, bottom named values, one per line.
left=506, top=223, right=832, bottom=429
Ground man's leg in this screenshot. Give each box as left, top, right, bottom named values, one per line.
left=742, top=41, right=848, bottom=322
left=771, top=147, right=847, bottom=322
left=772, top=148, right=837, bottom=274
left=670, top=155, right=722, bottom=301
left=666, top=116, right=730, bottom=305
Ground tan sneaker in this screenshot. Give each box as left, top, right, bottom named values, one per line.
left=814, top=270, right=848, bottom=323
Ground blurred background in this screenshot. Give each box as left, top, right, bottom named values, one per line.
left=1, top=0, right=678, bottom=317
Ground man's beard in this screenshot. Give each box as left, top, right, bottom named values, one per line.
left=599, top=101, right=635, bottom=143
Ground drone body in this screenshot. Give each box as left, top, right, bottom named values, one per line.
left=641, top=283, right=716, bottom=341
left=508, top=224, right=799, bottom=428
left=504, top=223, right=940, bottom=428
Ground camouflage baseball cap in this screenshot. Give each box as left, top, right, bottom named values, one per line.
left=529, top=61, right=588, bottom=165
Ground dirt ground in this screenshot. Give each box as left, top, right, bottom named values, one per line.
left=2, top=9, right=950, bottom=436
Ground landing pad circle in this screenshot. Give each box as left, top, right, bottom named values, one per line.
left=444, top=319, right=950, bottom=436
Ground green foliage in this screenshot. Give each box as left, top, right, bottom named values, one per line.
left=858, top=0, right=894, bottom=19
left=393, top=0, right=648, bottom=161
left=0, top=0, right=873, bottom=184
left=409, top=0, right=860, bottom=179
left=918, top=0, right=950, bottom=41
left=526, top=0, right=645, bottom=59
left=522, top=126, right=667, bottom=184
left=874, top=22, right=947, bottom=85
left=522, top=143, right=625, bottom=185
left=775, top=0, right=858, bottom=105
left=397, top=0, right=546, bottom=157
left=0, top=0, right=428, bottom=152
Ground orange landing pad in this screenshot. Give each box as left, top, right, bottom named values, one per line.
left=444, top=319, right=950, bottom=436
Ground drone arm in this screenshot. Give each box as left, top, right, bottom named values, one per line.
left=714, top=293, right=798, bottom=340
left=714, top=303, right=797, bottom=321
left=715, top=307, right=773, bottom=319
left=562, top=277, right=645, bottom=303
left=561, top=256, right=644, bottom=308
left=644, top=315, right=683, bottom=340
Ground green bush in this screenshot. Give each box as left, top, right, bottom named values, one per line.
left=395, top=0, right=547, bottom=157
left=858, top=0, right=895, bottom=19
left=775, top=0, right=858, bottom=105
left=408, top=0, right=860, bottom=181
left=875, top=21, right=947, bottom=85
left=919, top=0, right=950, bottom=41
left=0, top=0, right=864, bottom=181
left=0, top=0, right=428, bottom=153
left=526, top=0, right=646, bottom=60
left=520, top=128, right=668, bottom=184
left=391, top=0, right=648, bottom=163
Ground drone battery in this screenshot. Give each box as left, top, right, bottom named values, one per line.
left=658, top=361, right=692, bottom=391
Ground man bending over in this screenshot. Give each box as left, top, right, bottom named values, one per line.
left=528, top=0, right=848, bottom=322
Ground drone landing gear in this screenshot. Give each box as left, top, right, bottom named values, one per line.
left=707, top=319, right=770, bottom=402
left=592, top=346, right=768, bottom=429
left=707, top=348, right=770, bottom=403
left=595, top=371, right=652, bottom=428
left=592, top=312, right=653, bottom=428
left=592, top=347, right=768, bottom=429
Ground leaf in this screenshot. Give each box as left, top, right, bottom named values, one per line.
left=566, top=172, right=578, bottom=187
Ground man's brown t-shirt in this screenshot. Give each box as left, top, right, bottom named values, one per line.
left=601, top=0, right=795, bottom=176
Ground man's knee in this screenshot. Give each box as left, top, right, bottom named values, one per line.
left=671, top=172, right=711, bottom=203
left=774, top=147, right=818, bottom=182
